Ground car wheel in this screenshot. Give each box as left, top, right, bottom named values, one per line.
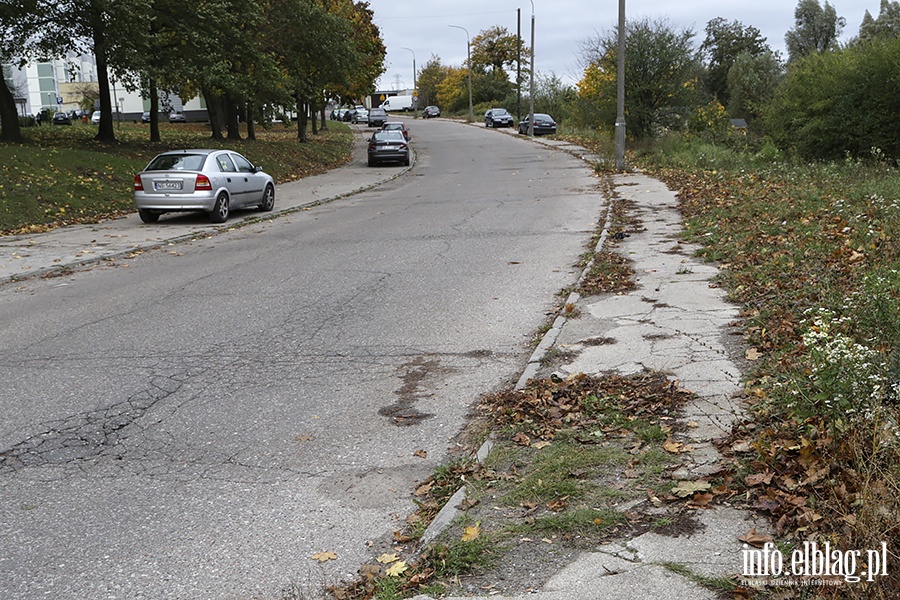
left=368, top=157, right=375, bottom=167
left=258, top=184, right=275, bottom=212
left=403, top=155, right=410, bottom=167
left=209, top=192, right=230, bottom=223
left=138, top=209, right=160, bottom=224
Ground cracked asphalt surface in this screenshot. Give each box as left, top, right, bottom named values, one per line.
left=0, top=119, right=603, bottom=598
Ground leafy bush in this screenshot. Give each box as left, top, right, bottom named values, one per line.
left=764, top=37, right=900, bottom=160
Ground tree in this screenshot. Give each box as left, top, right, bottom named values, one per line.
left=859, top=0, right=900, bottom=40
left=0, top=0, right=40, bottom=142
left=700, top=18, right=769, bottom=108
left=470, top=26, right=521, bottom=77
left=727, top=51, right=783, bottom=122
left=320, top=0, right=385, bottom=107
left=415, top=54, right=447, bottom=108
left=785, top=0, right=846, bottom=62
left=578, top=17, right=702, bottom=138
left=436, top=66, right=469, bottom=113
left=765, top=37, right=900, bottom=159
left=468, top=26, right=526, bottom=106
left=532, top=71, right=574, bottom=122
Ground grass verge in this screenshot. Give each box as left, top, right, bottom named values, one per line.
left=0, top=121, right=353, bottom=234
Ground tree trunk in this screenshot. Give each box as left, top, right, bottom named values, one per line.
left=149, top=80, right=160, bottom=143
left=0, top=77, right=24, bottom=143
left=311, top=100, right=318, bottom=135
left=296, top=96, right=308, bottom=143
left=91, top=8, right=116, bottom=144
left=204, top=88, right=224, bottom=140
left=246, top=102, right=256, bottom=140
left=225, top=98, right=241, bottom=140
left=319, top=106, right=327, bottom=131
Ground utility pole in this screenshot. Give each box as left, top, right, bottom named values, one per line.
left=517, top=8, right=521, bottom=123
left=528, top=1, right=535, bottom=137
left=401, top=47, right=418, bottom=118
left=449, top=25, right=474, bottom=120
left=615, top=0, right=626, bottom=169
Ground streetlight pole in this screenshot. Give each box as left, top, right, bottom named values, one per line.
left=615, top=0, right=626, bottom=169
left=449, top=25, right=474, bottom=121
left=401, top=47, right=418, bottom=118
left=528, top=0, right=535, bottom=137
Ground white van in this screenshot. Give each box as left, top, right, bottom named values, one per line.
left=380, top=95, right=415, bottom=112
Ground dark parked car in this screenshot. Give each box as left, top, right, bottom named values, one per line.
left=367, top=130, right=409, bottom=167
left=381, top=121, right=410, bottom=140
left=52, top=111, right=72, bottom=125
left=484, top=108, right=513, bottom=128
left=133, top=149, right=275, bottom=224
left=518, top=113, right=557, bottom=135
left=422, top=106, right=440, bottom=119
left=367, top=107, right=388, bottom=127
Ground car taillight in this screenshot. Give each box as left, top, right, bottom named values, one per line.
left=195, top=174, right=212, bottom=190
left=400, top=143, right=408, bottom=150
left=133, top=175, right=143, bottom=191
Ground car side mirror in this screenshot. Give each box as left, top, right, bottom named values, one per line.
left=254, top=165, right=263, bottom=173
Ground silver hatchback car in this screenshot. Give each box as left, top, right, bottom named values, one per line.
left=133, top=149, right=275, bottom=223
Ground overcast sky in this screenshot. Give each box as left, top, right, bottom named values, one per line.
left=367, top=0, right=880, bottom=90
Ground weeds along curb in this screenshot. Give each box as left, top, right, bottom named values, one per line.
left=418, top=168, right=619, bottom=547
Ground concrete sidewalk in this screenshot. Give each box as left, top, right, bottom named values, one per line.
left=0, top=128, right=398, bottom=284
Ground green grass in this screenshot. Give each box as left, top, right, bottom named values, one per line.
left=0, top=121, right=353, bottom=234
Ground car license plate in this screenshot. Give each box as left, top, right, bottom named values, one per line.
left=154, top=181, right=182, bottom=191
left=383, top=146, right=396, bottom=151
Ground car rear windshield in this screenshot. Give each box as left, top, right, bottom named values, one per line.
left=146, top=154, right=207, bottom=171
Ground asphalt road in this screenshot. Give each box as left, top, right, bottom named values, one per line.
left=0, top=118, right=602, bottom=599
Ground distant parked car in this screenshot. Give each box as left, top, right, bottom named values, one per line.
left=381, top=121, right=409, bottom=140
left=352, top=108, right=369, bottom=124
left=332, top=108, right=347, bottom=121
left=367, top=107, right=388, bottom=127
left=168, top=111, right=187, bottom=123
left=133, top=149, right=275, bottom=224
left=367, top=130, right=409, bottom=167
left=484, top=108, right=513, bottom=128
left=518, top=113, right=557, bottom=136
left=91, top=110, right=101, bottom=124
left=422, top=106, right=440, bottom=118
left=141, top=111, right=151, bottom=123
left=52, top=111, right=72, bottom=125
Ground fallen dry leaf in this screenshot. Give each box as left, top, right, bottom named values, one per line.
left=663, top=439, right=693, bottom=454
left=671, top=480, right=712, bottom=497
left=745, top=471, right=774, bottom=487
left=311, top=551, right=337, bottom=562
left=376, top=553, right=399, bottom=564
left=513, top=432, right=531, bottom=446
left=461, top=523, right=481, bottom=542
left=531, top=440, right=551, bottom=449
left=738, top=528, right=774, bottom=548
left=385, top=561, right=408, bottom=577
left=413, top=449, right=427, bottom=458
left=745, top=348, right=762, bottom=361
